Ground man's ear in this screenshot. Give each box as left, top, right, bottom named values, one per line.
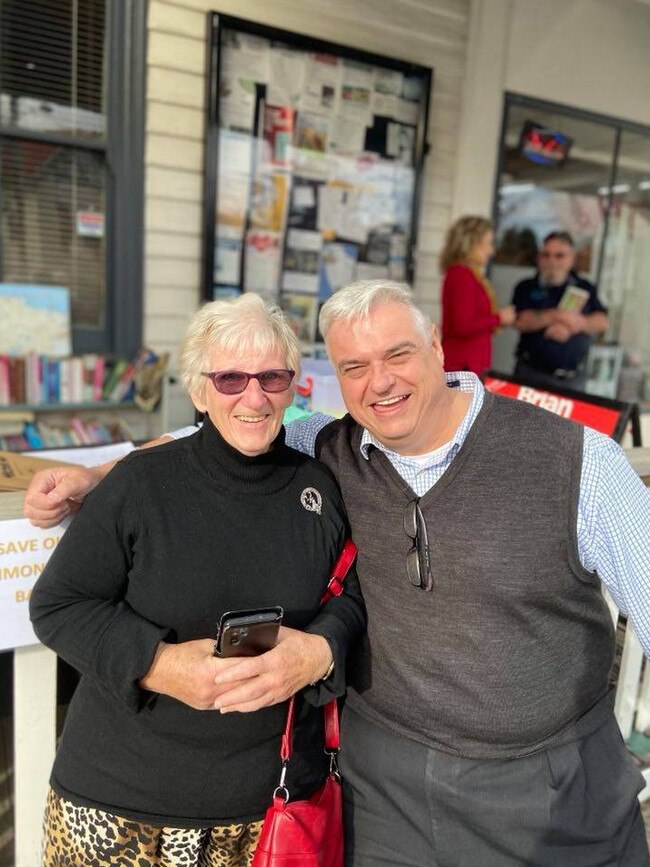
left=430, top=323, right=445, bottom=365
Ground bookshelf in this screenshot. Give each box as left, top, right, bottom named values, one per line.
left=0, top=386, right=170, bottom=452
left=0, top=349, right=170, bottom=451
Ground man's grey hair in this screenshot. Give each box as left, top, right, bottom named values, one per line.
left=180, top=293, right=301, bottom=396
left=319, top=280, right=431, bottom=341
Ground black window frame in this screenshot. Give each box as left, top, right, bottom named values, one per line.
left=0, top=0, right=147, bottom=356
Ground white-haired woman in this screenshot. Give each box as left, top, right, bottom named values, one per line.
left=30, top=293, right=365, bottom=867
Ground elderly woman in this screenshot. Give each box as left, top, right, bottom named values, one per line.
left=29, top=293, right=365, bottom=867
left=440, top=215, right=515, bottom=376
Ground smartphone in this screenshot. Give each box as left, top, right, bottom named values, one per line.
left=214, top=606, right=283, bottom=657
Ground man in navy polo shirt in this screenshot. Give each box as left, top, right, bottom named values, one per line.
left=512, top=230, right=608, bottom=391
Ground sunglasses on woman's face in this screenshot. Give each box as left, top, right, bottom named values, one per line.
left=201, top=369, right=295, bottom=395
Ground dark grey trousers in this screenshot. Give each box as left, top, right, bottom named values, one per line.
left=340, top=706, right=649, bottom=867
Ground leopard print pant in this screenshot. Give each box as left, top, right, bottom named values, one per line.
left=42, top=788, right=263, bottom=867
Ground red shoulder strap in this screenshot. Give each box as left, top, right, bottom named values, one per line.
left=281, top=539, right=357, bottom=762
left=320, top=539, right=357, bottom=605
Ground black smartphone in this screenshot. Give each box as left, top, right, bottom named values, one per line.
left=214, top=606, right=283, bottom=657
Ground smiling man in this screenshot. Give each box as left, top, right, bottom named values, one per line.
left=23, top=280, right=650, bottom=867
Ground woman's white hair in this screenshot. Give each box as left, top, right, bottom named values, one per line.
left=318, top=280, right=431, bottom=341
left=180, top=293, right=301, bottom=396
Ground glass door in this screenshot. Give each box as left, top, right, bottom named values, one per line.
left=491, top=101, right=617, bottom=375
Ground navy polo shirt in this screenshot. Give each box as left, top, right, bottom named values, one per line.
left=512, top=271, right=607, bottom=372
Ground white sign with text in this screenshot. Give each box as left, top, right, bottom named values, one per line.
left=0, top=519, right=68, bottom=651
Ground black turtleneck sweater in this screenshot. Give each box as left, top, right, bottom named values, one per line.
left=29, top=418, right=365, bottom=827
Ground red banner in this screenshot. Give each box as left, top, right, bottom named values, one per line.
left=484, top=376, right=622, bottom=436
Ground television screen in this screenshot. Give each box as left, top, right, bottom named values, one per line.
left=518, top=120, right=573, bottom=167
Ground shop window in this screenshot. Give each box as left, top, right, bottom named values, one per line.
left=489, top=94, right=650, bottom=399
left=1, top=139, right=107, bottom=330
left=0, top=0, right=145, bottom=355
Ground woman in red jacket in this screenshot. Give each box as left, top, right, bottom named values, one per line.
left=440, top=216, right=515, bottom=376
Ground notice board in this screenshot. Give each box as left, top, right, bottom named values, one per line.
left=204, top=13, right=432, bottom=345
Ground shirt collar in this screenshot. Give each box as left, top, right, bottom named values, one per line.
left=359, top=371, right=484, bottom=460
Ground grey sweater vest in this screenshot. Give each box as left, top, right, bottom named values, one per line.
left=315, top=391, right=615, bottom=759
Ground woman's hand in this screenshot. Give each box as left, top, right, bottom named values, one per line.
left=139, top=639, right=244, bottom=710
left=211, top=627, right=333, bottom=713
left=498, top=304, right=516, bottom=327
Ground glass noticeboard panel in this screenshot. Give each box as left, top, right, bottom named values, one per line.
left=204, top=14, right=432, bottom=346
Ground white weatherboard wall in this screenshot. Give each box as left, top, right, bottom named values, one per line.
left=145, top=0, right=472, bottom=428
left=454, top=0, right=650, bottom=217
left=505, top=0, right=650, bottom=129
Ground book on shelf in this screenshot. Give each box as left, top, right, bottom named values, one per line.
left=0, top=348, right=166, bottom=410
left=0, top=356, right=9, bottom=405
left=45, top=358, right=60, bottom=404
left=101, top=359, right=129, bottom=401
left=92, top=356, right=106, bottom=401
left=0, top=347, right=165, bottom=452
left=0, top=410, right=35, bottom=436
left=106, top=348, right=158, bottom=403
left=0, top=415, right=135, bottom=452
left=8, top=356, right=26, bottom=404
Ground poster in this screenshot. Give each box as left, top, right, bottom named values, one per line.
left=280, top=293, right=319, bottom=342
left=340, top=60, right=373, bottom=123
left=216, top=129, right=252, bottom=229
left=282, top=229, right=322, bottom=294
left=214, top=224, right=243, bottom=285
left=287, top=177, right=321, bottom=230
left=267, top=48, right=306, bottom=106
left=330, top=116, right=366, bottom=154
left=0, top=284, right=72, bottom=356
left=263, top=105, right=295, bottom=166
left=222, top=30, right=270, bottom=83
left=302, top=54, right=341, bottom=115
left=244, top=230, right=282, bottom=295
left=250, top=174, right=289, bottom=232
left=219, top=76, right=256, bottom=130
left=294, top=112, right=330, bottom=153
left=317, top=184, right=368, bottom=245
left=319, top=242, right=358, bottom=301
left=389, top=232, right=408, bottom=280
left=371, top=67, right=402, bottom=119
left=386, top=122, right=415, bottom=164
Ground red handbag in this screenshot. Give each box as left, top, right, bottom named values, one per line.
left=251, top=540, right=357, bottom=867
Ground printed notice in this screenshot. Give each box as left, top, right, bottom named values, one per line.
left=0, top=519, right=68, bottom=651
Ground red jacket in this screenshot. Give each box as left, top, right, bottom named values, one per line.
left=441, top=264, right=500, bottom=377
